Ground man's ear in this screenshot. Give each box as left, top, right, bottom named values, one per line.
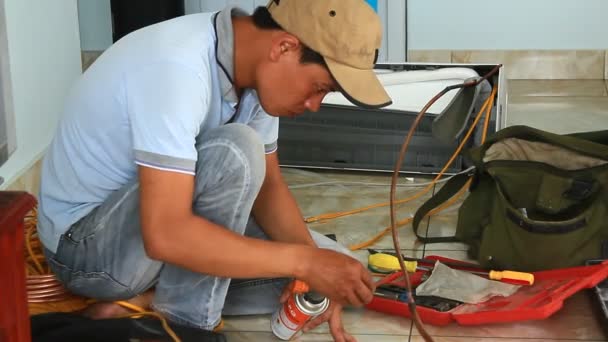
left=268, top=33, right=301, bottom=62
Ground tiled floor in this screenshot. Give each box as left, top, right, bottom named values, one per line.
left=223, top=80, right=608, bottom=341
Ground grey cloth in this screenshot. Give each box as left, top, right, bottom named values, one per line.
left=415, top=261, right=521, bottom=304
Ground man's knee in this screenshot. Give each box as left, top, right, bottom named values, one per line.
left=196, top=123, right=266, bottom=191
left=309, top=230, right=356, bottom=259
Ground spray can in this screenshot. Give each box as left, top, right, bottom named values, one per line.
left=271, top=281, right=330, bottom=340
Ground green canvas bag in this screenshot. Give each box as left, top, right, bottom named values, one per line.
left=413, top=125, right=608, bottom=271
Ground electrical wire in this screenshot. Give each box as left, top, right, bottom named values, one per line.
left=288, top=169, right=474, bottom=190
left=388, top=66, right=502, bottom=342
left=349, top=83, right=496, bottom=251
left=114, top=301, right=186, bottom=342
left=305, top=78, right=495, bottom=225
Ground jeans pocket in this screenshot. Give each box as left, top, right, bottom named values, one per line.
left=47, top=256, right=134, bottom=301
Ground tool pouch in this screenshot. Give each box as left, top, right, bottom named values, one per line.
left=413, top=125, right=608, bottom=271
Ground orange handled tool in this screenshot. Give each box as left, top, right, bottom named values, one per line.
left=368, top=250, right=535, bottom=286
left=487, top=270, right=535, bottom=285
left=415, top=266, right=535, bottom=286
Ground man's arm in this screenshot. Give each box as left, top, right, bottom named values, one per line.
left=138, top=164, right=374, bottom=307
left=138, top=165, right=310, bottom=279
left=252, top=152, right=315, bottom=247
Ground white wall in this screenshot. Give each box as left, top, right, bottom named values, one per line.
left=408, top=0, right=608, bottom=50
left=185, top=0, right=407, bottom=62
left=0, top=0, right=82, bottom=188
left=78, top=0, right=113, bottom=51
left=84, top=1, right=608, bottom=56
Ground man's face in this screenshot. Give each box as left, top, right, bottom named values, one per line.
left=254, top=38, right=337, bottom=117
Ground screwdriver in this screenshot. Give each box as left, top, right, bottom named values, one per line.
left=367, top=250, right=535, bottom=286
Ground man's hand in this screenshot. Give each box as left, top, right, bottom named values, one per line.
left=296, top=248, right=375, bottom=307
left=279, top=288, right=356, bottom=342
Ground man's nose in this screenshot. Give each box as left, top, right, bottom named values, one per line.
left=304, top=96, right=323, bottom=113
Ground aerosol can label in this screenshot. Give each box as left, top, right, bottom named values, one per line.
left=271, top=295, right=310, bottom=340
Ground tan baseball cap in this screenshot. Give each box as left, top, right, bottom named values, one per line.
left=267, top=0, right=392, bottom=109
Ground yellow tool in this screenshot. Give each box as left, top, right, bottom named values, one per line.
left=368, top=251, right=535, bottom=285
left=369, top=252, right=418, bottom=273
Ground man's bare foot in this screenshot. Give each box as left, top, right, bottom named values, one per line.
left=82, top=290, right=155, bottom=319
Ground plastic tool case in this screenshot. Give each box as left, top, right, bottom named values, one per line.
left=277, top=63, right=507, bottom=174
left=367, top=255, right=608, bottom=326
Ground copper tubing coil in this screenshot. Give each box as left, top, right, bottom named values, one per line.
left=27, top=287, right=70, bottom=302
left=23, top=209, right=76, bottom=304
left=28, top=287, right=67, bottom=298
left=26, top=275, right=62, bottom=285
left=27, top=282, right=63, bottom=290
left=27, top=274, right=69, bottom=303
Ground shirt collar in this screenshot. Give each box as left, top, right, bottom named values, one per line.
left=213, top=7, right=248, bottom=104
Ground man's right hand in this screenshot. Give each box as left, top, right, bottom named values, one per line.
left=296, top=248, right=375, bottom=307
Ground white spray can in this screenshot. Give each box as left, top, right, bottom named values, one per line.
left=271, top=282, right=330, bottom=341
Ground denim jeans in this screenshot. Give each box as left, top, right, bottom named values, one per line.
left=44, top=124, right=353, bottom=331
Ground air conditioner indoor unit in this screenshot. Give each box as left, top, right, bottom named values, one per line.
left=278, top=62, right=507, bottom=174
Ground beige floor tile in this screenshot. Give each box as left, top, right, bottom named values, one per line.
left=411, top=338, right=606, bottom=342
left=287, top=170, right=436, bottom=251
left=508, top=80, right=608, bottom=97
left=507, top=96, right=608, bottom=134
left=224, top=307, right=413, bottom=337
left=224, top=332, right=411, bottom=341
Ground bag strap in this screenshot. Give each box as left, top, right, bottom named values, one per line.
left=412, top=172, right=471, bottom=243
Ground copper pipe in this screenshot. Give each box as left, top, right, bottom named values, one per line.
left=26, top=282, right=63, bottom=290
left=389, top=65, right=502, bottom=342
left=28, top=288, right=68, bottom=299
left=28, top=295, right=72, bottom=303
left=26, top=276, right=59, bottom=285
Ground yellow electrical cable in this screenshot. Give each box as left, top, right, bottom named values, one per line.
left=115, top=300, right=224, bottom=339
left=25, top=215, right=45, bottom=275
left=114, top=300, right=148, bottom=315
left=116, top=311, right=181, bottom=342
left=305, top=88, right=496, bottom=225
left=481, top=88, right=496, bottom=145
left=347, top=85, right=497, bottom=250
left=349, top=181, right=470, bottom=251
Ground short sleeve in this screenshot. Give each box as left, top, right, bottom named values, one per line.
left=248, top=110, right=279, bottom=154
left=241, top=91, right=279, bottom=154
left=125, top=62, right=210, bottom=174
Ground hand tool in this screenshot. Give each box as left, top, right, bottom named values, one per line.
left=373, top=284, right=462, bottom=312
left=368, top=249, right=535, bottom=285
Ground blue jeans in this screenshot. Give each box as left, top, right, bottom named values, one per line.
left=44, top=124, right=353, bottom=331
